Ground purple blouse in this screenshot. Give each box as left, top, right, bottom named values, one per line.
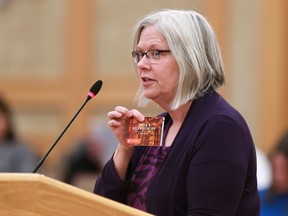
left=127, top=146, right=170, bottom=211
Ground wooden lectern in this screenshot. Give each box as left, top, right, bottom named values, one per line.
left=0, top=173, right=154, bottom=216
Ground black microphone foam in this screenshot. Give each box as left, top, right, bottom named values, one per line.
left=32, top=80, right=103, bottom=173
left=87, top=80, right=103, bottom=101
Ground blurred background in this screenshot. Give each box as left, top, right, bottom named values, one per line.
left=0, top=0, right=287, bottom=191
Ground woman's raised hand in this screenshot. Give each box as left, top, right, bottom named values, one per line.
left=107, top=106, right=145, bottom=180
left=107, top=106, right=144, bottom=148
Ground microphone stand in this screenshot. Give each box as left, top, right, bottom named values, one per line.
left=32, top=98, right=90, bottom=173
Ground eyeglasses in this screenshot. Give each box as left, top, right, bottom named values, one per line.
left=131, top=50, right=170, bottom=64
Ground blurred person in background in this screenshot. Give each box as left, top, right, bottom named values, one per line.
left=62, top=132, right=103, bottom=186
left=259, top=131, right=288, bottom=216
left=0, top=95, right=38, bottom=172
left=62, top=120, right=116, bottom=191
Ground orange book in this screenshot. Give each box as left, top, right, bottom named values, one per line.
left=126, top=117, right=165, bottom=146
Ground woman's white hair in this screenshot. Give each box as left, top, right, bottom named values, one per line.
left=132, top=9, right=225, bottom=110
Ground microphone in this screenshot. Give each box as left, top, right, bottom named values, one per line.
left=32, top=80, right=103, bottom=173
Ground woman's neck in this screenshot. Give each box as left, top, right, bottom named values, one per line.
left=163, top=101, right=192, bottom=147
left=168, top=101, right=192, bottom=126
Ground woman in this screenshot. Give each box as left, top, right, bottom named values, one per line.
left=94, top=9, right=260, bottom=215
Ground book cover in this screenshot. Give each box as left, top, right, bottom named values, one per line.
left=126, top=116, right=165, bottom=146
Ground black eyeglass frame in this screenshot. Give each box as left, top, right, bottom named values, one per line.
left=131, top=50, right=171, bottom=64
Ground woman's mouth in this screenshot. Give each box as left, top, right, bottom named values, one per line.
left=142, top=77, right=152, bottom=82
left=141, top=77, right=155, bottom=86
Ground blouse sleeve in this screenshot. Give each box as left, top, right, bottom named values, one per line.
left=93, top=147, right=146, bottom=204
left=186, top=119, right=256, bottom=215
left=93, top=155, right=130, bottom=204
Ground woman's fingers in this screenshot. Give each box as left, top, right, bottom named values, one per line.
left=107, top=110, right=122, bottom=119
left=130, top=109, right=145, bottom=122
left=115, top=106, right=133, bottom=117
left=107, top=119, right=121, bottom=127
left=107, top=106, right=132, bottom=119
left=107, top=106, right=144, bottom=121
left=107, top=106, right=144, bottom=130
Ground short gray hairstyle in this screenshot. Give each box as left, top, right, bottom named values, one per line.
left=132, top=9, right=225, bottom=110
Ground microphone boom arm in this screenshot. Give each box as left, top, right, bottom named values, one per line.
left=32, top=80, right=103, bottom=173
left=32, top=98, right=89, bottom=173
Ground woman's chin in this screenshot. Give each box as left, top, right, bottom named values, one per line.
left=143, top=92, right=156, bottom=100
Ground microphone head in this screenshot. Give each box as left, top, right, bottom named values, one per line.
left=87, top=80, right=103, bottom=100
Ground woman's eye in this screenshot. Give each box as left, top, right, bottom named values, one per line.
left=153, top=51, right=161, bottom=57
